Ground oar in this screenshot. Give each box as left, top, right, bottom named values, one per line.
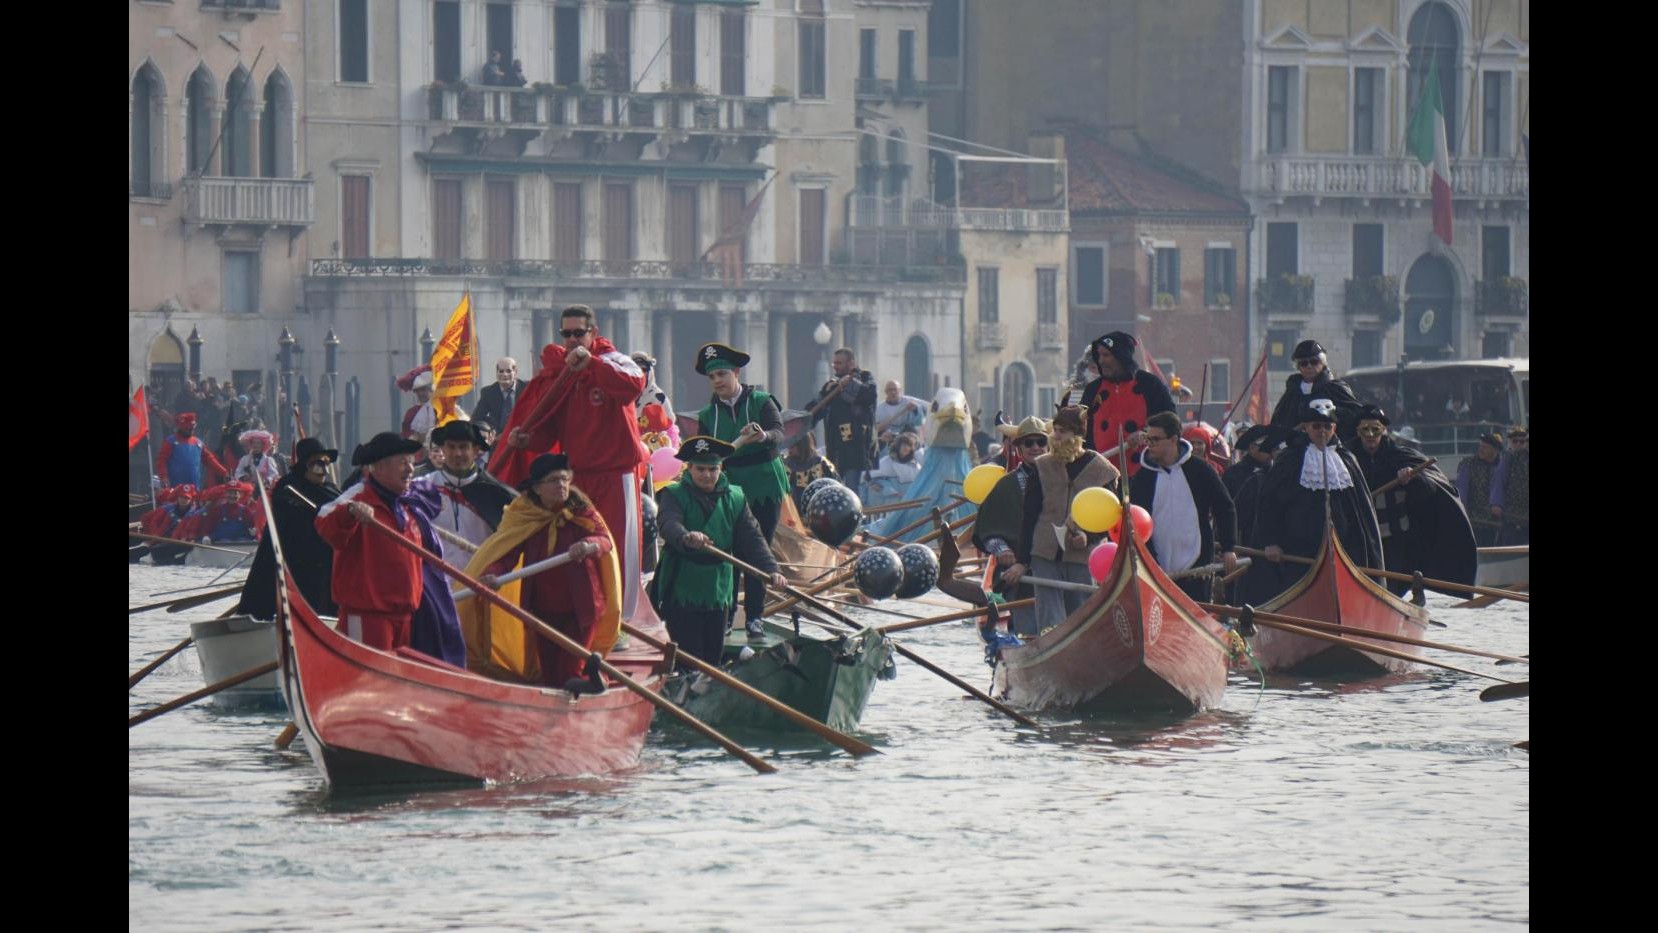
left=814, top=593, right=931, bottom=620
left=354, top=511, right=778, bottom=774
left=203, top=547, right=256, bottom=586
left=1195, top=601, right=1528, bottom=664
left=706, top=544, right=1040, bottom=729
left=1218, top=608, right=1517, bottom=683
left=1168, top=558, right=1250, bottom=581
left=1233, top=546, right=1529, bottom=603
left=450, top=551, right=574, bottom=601
left=1480, top=680, right=1530, bottom=702
left=129, top=532, right=250, bottom=556
left=129, top=661, right=278, bottom=728
left=1369, top=458, right=1438, bottom=497
left=149, top=579, right=248, bottom=597
left=129, top=636, right=193, bottom=689
left=771, top=510, right=976, bottom=613
left=1016, top=575, right=1097, bottom=594
left=876, top=598, right=1037, bottom=634
left=1453, top=581, right=1528, bottom=609
left=861, top=497, right=930, bottom=517
left=615, top=621, right=876, bottom=757
left=128, top=583, right=245, bottom=616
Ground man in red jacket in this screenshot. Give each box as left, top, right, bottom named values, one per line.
left=498, top=305, right=648, bottom=617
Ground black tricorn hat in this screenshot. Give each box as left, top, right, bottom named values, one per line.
left=518, top=453, right=572, bottom=490
left=431, top=419, right=490, bottom=451
left=1293, top=339, right=1326, bottom=361
left=694, top=342, right=751, bottom=375
left=677, top=435, right=736, bottom=464
left=351, top=432, right=423, bottom=466
left=1356, top=404, right=1390, bottom=427
left=291, top=437, right=339, bottom=471
left=1236, top=424, right=1274, bottom=452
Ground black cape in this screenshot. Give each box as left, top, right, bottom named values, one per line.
left=1242, top=437, right=1383, bottom=605
left=1351, top=436, right=1477, bottom=595
left=972, top=465, right=1037, bottom=602
left=235, top=471, right=342, bottom=619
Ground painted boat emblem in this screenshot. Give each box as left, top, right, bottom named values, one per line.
left=1146, top=596, right=1163, bottom=646
left=1111, top=604, right=1133, bottom=647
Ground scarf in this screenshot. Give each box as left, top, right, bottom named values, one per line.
left=1299, top=444, right=1354, bottom=491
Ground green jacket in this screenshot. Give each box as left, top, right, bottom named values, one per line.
left=697, top=387, right=789, bottom=506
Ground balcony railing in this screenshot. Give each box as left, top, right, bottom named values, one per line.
left=1343, top=275, right=1401, bottom=322
left=1037, top=321, right=1064, bottom=349
left=850, top=195, right=1068, bottom=233
left=896, top=76, right=927, bottom=100
left=1257, top=274, right=1315, bottom=316
left=977, top=321, right=1007, bottom=350
left=183, top=176, right=315, bottom=226
left=427, top=84, right=774, bottom=135
left=310, top=257, right=966, bottom=286
left=1475, top=277, right=1528, bottom=316
left=130, top=180, right=173, bottom=201
left=202, top=0, right=281, bottom=10
left=856, top=77, right=895, bottom=99
left=1258, top=155, right=1529, bottom=201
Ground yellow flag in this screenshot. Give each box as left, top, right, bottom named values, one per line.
left=429, top=292, right=478, bottom=426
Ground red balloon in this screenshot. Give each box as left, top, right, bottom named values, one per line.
left=1088, top=541, right=1119, bottom=582
left=1117, top=504, right=1154, bottom=541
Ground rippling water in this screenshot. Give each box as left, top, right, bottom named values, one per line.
left=130, top=562, right=1528, bottom=930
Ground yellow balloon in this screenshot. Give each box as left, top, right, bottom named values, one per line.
left=1070, top=486, right=1123, bottom=534
left=962, top=463, right=1005, bottom=505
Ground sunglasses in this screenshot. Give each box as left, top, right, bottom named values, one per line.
left=1294, top=358, right=1321, bottom=369
left=1356, top=426, right=1385, bottom=437
left=560, top=328, right=591, bottom=338
left=1019, top=437, right=1048, bottom=448
left=309, top=457, right=333, bottom=466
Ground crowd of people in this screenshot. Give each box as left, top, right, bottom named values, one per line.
left=135, top=316, right=1529, bottom=695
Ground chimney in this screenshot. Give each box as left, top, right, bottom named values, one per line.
left=1027, top=131, right=1066, bottom=206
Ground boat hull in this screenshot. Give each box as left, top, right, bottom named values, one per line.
left=1476, top=547, right=1528, bottom=588
left=993, top=530, right=1231, bottom=715
left=278, top=578, right=665, bottom=794
left=189, top=614, right=284, bottom=708
left=1250, top=528, right=1430, bottom=676
left=184, top=542, right=256, bottom=569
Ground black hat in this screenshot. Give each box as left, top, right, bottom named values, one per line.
left=1301, top=398, right=1339, bottom=425
left=694, top=342, right=751, bottom=376
left=1292, top=340, right=1325, bottom=361
left=1356, top=404, right=1390, bottom=427
left=292, top=437, right=339, bottom=472
left=1236, top=424, right=1274, bottom=452
left=1263, top=425, right=1296, bottom=451
left=1092, top=331, right=1138, bottom=364
left=1478, top=432, right=1504, bottom=449
left=351, top=431, right=423, bottom=466
left=431, top=419, right=490, bottom=451
left=1508, top=426, right=1528, bottom=439
left=677, top=435, right=736, bottom=464
left=518, top=453, right=571, bottom=490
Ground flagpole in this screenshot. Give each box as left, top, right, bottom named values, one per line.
left=144, top=428, right=159, bottom=513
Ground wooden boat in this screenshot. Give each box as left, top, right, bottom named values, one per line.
left=190, top=613, right=283, bottom=708
left=276, top=575, right=668, bottom=794
left=184, top=540, right=256, bottom=569
left=1476, top=545, right=1528, bottom=588
left=1249, top=526, right=1429, bottom=675
left=991, top=518, right=1233, bottom=714
left=665, top=615, right=893, bottom=733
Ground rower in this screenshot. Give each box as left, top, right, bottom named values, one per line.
left=1350, top=404, right=1476, bottom=597
left=972, top=415, right=1050, bottom=635
left=415, top=419, right=516, bottom=563
left=1129, top=411, right=1239, bottom=603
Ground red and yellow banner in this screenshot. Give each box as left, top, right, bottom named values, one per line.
left=129, top=386, right=150, bottom=450
left=429, top=292, right=478, bottom=426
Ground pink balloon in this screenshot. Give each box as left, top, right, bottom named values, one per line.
left=648, top=445, right=681, bottom=481
left=1116, top=504, right=1154, bottom=542
left=1088, top=541, right=1119, bottom=583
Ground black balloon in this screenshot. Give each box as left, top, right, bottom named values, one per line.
left=853, top=547, right=905, bottom=600
left=801, top=477, right=842, bottom=514
left=894, top=544, right=939, bottom=598
left=806, top=485, right=864, bottom=548
left=640, top=491, right=659, bottom=574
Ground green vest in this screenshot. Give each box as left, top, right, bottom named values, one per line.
left=654, top=475, right=746, bottom=610
left=697, top=388, right=789, bottom=505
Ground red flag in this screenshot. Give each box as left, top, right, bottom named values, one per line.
left=1244, top=353, right=1271, bottom=425
left=703, top=176, right=774, bottom=287
left=129, top=386, right=149, bottom=450
left=1136, top=339, right=1171, bottom=389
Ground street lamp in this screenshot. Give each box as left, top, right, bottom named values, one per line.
left=813, top=320, right=833, bottom=388
left=278, top=327, right=295, bottom=432
left=186, top=326, right=203, bottom=383
left=419, top=326, right=436, bottom=363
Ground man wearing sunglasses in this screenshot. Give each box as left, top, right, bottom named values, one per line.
left=1269, top=339, right=1360, bottom=439
left=235, top=436, right=343, bottom=620
left=1349, top=405, right=1475, bottom=596
left=972, top=416, right=1051, bottom=635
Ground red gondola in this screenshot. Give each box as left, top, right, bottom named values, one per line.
left=1248, top=526, right=1429, bottom=675
left=991, top=519, right=1233, bottom=714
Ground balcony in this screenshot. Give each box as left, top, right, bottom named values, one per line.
left=895, top=76, right=927, bottom=101
left=1257, top=155, right=1529, bottom=203
left=426, top=84, right=775, bottom=139
left=1037, top=321, right=1064, bottom=349
left=856, top=77, right=895, bottom=100
left=201, top=0, right=281, bottom=11
left=850, top=195, right=1067, bottom=234
left=977, top=321, right=1007, bottom=350
left=1257, top=274, right=1315, bottom=316
left=130, top=180, right=173, bottom=201
left=1343, top=275, right=1401, bottom=323
left=183, top=176, right=315, bottom=227
left=1475, top=277, right=1528, bottom=316
left=309, top=258, right=966, bottom=288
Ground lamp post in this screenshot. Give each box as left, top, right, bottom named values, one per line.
left=323, top=329, right=340, bottom=448
left=278, top=327, right=295, bottom=426
left=419, top=326, right=436, bottom=364
left=186, top=326, right=203, bottom=383
left=813, top=320, right=833, bottom=388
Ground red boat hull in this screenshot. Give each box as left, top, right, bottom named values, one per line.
left=1249, top=527, right=1429, bottom=675
left=993, top=526, right=1231, bottom=714
left=277, top=577, right=665, bottom=793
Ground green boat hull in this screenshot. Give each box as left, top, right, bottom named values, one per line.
left=669, top=618, right=894, bottom=734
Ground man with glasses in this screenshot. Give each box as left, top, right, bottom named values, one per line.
left=1350, top=405, right=1475, bottom=596
left=1493, top=427, right=1529, bottom=545
left=1269, top=340, right=1360, bottom=439
left=497, top=305, right=649, bottom=618
left=1244, top=398, right=1383, bottom=605
left=236, top=437, right=343, bottom=619
left=1129, top=412, right=1239, bottom=602
left=972, top=415, right=1050, bottom=635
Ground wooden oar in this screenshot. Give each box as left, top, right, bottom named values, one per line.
left=1453, top=581, right=1528, bottom=609
left=450, top=552, right=575, bottom=601
left=128, top=583, right=245, bottom=616
left=355, top=512, right=778, bottom=774
left=149, top=579, right=248, bottom=598
left=1480, top=680, right=1530, bottom=702
left=128, top=636, right=193, bottom=689
left=1169, top=558, right=1250, bottom=581
left=707, top=545, right=1040, bottom=729
left=773, top=510, right=975, bottom=613
left=814, top=593, right=929, bottom=620
left=861, top=497, right=929, bottom=517
left=615, top=621, right=876, bottom=757
left=203, top=547, right=256, bottom=586
left=128, top=661, right=278, bottom=728
left=1195, top=601, right=1528, bottom=664
left=1216, top=608, right=1516, bottom=683
left=129, top=532, right=250, bottom=557
left=1478, top=545, right=1528, bottom=556
left=876, top=598, right=1037, bottom=634
left=1369, top=457, right=1438, bottom=497
left=1233, top=546, right=1529, bottom=603
left=1016, top=575, right=1097, bottom=594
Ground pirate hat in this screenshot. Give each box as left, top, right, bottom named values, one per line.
left=694, top=342, right=751, bottom=376
left=677, top=435, right=736, bottom=464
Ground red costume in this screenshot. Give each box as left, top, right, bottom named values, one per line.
left=1181, top=422, right=1230, bottom=476
left=484, top=506, right=615, bottom=686
left=315, top=480, right=427, bottom=651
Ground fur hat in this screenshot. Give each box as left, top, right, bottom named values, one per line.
left=1051, top=405, right=1087, bottom=434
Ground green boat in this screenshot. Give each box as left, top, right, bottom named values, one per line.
left=665, top=616, right=895, bottom=734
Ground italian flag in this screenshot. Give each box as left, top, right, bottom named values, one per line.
left=1408, top=67, right=1453, bottom=245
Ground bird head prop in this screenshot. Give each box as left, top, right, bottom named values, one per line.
left=926, top=387, right=972, bottom=449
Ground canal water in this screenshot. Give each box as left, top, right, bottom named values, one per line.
left=130, top=561, right=1528, bottom=930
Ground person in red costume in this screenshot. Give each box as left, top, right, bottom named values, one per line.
left=1181, top=421, right=1231, bottom=476
left=1076, top=331, right=1177, bottom=478
left=491, top=304, right=648, bottom=618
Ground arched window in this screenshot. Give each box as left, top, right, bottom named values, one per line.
left=148, top=329, right=187, bottom=412
left=1404, top=253, right=1457, bottom=360
left=1003, top=362, right=1033, bottom=421
left=131, top=62, right=166, bottom=197
left=885, top=130, right=907, bottom=198
left=186, top=66, right=216, bottom=174
left=904, top=334, right=931, bottom=397
left=261, top=70, right=295, bottom=178
left=1407, top=1, right=1461, bottom=155
left=224, top=67, right=254, bottom=177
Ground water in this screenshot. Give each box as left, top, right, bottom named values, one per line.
left=130, top=562, right=1528, bottom=930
